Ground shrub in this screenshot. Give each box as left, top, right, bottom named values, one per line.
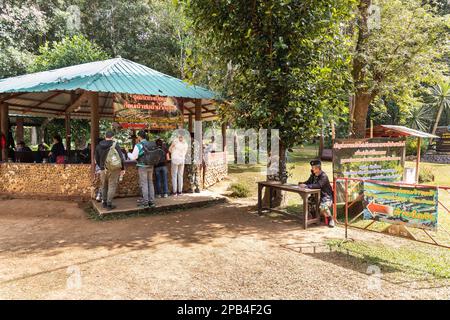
left=419, top=166, right=435, bottom=183
left=228, top=183, right=251, bottom=198
left=406, top=137, right=428, bottom=156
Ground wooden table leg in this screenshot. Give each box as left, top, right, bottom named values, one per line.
left=257, top=184, right=262, bottom=215
left=269, top=187, right=273, bottom=209
left=303, top=194, right=308, bottom=229
left=315, top=192, right=321, bottom=222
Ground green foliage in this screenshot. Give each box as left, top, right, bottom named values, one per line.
left=406, top=105, right=435, bottom=132
left=327, top=239, right=450, bottom=279
left=183, top=0, right=355, bottom=179
left=28, top=35, right=110, bottom=72
left=419, top=166, right=435, bottom=183
left=426, top=80, right=450, bottom=134
left=0, top=2, right=48, bottom=77
left=405, top=137, right=428, bottom=156
left=349, top=0, right=449, bottom=136
left=228, top=183, right=251, bottom=198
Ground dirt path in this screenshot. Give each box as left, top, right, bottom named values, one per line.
left=0, top=198, right=448, bottom=299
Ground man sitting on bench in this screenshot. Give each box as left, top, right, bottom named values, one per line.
left=299, top=160, right=335, bottom=227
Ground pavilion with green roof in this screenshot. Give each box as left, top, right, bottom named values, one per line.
left=0, top=58, right=221, bottom=163
left=0, top=58, right=228, bottom=200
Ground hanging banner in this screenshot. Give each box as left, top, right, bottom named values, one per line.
left=333, top=138, right=406, bottom=181
left=363, top=181, right=438, bottom=230
left=113, top=94, right=183, bottom=130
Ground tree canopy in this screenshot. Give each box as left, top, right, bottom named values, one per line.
left=349, top=0, right=449, bottom=137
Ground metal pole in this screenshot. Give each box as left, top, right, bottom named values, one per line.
left=415, top=137, right=421, bottom=183
left=344, top=178, right=349, bottom=240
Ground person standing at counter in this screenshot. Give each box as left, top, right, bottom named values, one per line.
left=48, top=134, right=65, bottom=163
left=95, top=131, right=125, bottom=210
left=169, top=133, right=188, bottom=196
left=154, top=138, right=169, bottom=198
left=128, top=130, right=157, bottom=209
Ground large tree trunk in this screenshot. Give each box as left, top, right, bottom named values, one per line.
left=350, top=0, right=373, bottom=138
left=431, top=102, right=444, bottom=137
left=351, top=91, right=373, bottom=138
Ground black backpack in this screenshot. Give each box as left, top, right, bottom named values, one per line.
left=140, top=141, right=165, bottom=166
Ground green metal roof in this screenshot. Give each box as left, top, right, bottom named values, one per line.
left=0, top=58, right=219, bottom=120
left=0, top=58, right=215, bottom=99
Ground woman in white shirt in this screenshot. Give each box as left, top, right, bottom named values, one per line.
left=169, top=134, right=188, bottom=195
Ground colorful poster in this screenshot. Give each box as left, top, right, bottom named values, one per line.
left=333, top=138, right=406, bottom=181
left=113, top=94, right=182, bottom=130
left=363, top=182, right=438, bottom=230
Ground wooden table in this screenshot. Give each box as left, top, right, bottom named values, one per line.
left=257, top=181, right=321, bottom=229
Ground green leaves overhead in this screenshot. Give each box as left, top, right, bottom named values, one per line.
left=183, top=0, right=355, bottom=149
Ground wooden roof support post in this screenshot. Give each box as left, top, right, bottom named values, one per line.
left=188, top=114, right=193, bottom=133
left=65, top=93, right=76, bottom=155
left=90, top=92, right=100, bottom=176
left=65, top=113, right=71, bottom=155
left=178, top=98, right=184, bottom=129
left=0, top=103, right=9, bottom=161
left=221, top=122, right=227, bottom=152
left=194, top=98, right=203, bottom=166
left=415, top=137, right=421, bottom=183
left=15, top=117, right=24, bottom=143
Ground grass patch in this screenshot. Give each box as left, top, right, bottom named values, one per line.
left=326, top=239, right=450, bottom=279
left=228, top=182, right=251, bottom=198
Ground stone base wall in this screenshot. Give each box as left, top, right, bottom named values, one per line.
left=0, top=163, right=93, bottom=199
left=204, top=152, right=228, bottom=188
left=1, top=156, right=228, bottom=200
left=421, top=153, right=450, bottom=164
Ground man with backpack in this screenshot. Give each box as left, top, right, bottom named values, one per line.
left=128, top=130, right=164, bottom=209
left=95, top=131, right=125, bottom=210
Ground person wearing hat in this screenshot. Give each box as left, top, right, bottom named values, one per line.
left=299, top=160, right=335, bottom=227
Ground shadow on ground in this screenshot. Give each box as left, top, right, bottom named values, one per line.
left=0, top=199, right=324, bottom=255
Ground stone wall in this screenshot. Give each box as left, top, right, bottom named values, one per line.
left=0, top=163, right=93, bottom=199
left=204, top=152, right=228, bottom=188
left=421, top=153, right=450, bottom=164
left=0, top=155, right=228, bottom=199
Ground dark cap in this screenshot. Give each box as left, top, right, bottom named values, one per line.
left=310, top=160, right=321, bottom=167
left=105, top=131, right=115, bottom=138
left=137, top=130, right=147, bottom=140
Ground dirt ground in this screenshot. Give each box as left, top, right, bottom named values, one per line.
left=0, top=197, right=449, bottom=300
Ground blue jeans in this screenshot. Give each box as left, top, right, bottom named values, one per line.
left=155, top=165, right=169, bottom=195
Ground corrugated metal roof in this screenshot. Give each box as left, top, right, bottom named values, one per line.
left=369, top=125, right=439, bottom=138
left=0, top=58, right=215, bottom=100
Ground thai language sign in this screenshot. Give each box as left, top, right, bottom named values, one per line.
left=333, top=138, right=406, bottom=181
left=113, top=94, right=182, bottom=130
left=363, top=182, right=438, bottom=230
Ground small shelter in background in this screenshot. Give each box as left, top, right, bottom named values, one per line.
left=0, top=58, right=228, bottom=199
left=366, top=125, right=438, bottom=183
